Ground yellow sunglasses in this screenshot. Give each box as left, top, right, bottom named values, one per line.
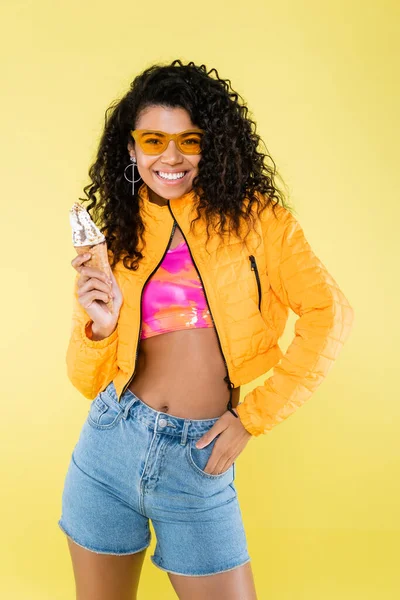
left=130, top=128, right=204, bottom=155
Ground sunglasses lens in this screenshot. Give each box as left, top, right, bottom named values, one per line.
left=178, top=132, right=203, bottom=154
left=138, top=132, right=167, bottom=154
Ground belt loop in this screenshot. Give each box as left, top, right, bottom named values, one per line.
left=180, top=420, right=190, bottom=446
left=122, top=396, right=138, bottom=420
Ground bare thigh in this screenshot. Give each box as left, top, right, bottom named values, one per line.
left=66, top=536, right=147, bottom=600
left=167, top=561, right=257, bottom=600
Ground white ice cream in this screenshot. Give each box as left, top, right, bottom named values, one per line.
left=69, top=202, right=105, bottom=246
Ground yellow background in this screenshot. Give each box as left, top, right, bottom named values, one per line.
left=1, top=0, right=398, bottom=598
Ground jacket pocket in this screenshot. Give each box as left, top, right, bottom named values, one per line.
left=249, top=255, right=262, bottom=312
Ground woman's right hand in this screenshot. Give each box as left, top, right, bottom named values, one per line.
left=71, top=252, right=123, bottom=336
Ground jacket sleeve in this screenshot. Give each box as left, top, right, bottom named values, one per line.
left=65, top=272, right=119, bottom=400
left=236, top=207, right=355, bottom=437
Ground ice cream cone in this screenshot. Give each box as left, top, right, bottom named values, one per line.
left=69, top=202, right=114, bottom=313
left=74, top=242, right=114, bottom=312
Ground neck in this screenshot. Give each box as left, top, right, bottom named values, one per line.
left=148, top=188, right=168, bottom=207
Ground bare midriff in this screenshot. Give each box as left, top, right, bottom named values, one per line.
left=127, top=228, right=240, bottom=419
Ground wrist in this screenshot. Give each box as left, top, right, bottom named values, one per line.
left=89, top=321, right=117, bottom=341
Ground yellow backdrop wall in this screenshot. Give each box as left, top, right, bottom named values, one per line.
left=1, top=0, right=398, bottom=598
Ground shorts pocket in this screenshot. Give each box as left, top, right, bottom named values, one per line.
left=87, top=393, right=123, bottom=430
left=186, top=436, right=234, bottom=480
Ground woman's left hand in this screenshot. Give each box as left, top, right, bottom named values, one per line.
left=194, top=410, right=253, bottom=476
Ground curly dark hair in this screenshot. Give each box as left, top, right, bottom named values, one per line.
left=79, top=59, right=292, bottom=271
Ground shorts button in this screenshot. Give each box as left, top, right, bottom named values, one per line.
left=159, top=418, right=168, bottom=428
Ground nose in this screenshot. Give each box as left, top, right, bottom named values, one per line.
left=160, top=139, right=184, bottom=164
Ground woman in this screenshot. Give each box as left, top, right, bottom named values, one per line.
left=58, top=60, right=354, bottom=599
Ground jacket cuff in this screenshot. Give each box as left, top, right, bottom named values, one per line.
left=236, top=400, right=265, bottom=437
left=80, top=320, right=118, bottom=349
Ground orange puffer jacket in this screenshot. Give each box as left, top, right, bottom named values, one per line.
left=66, top=183, right=354, bottom=437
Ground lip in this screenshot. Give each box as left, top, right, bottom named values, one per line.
left=154, top=170, right=189, bottom=185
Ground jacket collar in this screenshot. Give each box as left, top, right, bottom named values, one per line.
left=138, top=182, right=199, bottom=219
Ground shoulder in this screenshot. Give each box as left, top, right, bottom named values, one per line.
left=247, top=191, right=299, bottom=242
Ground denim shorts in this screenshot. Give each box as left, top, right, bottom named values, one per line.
left=58, top=381, right=251, bottom=577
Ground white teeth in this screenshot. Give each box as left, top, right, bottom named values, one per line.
left=157, top=171, right=186, bottom=180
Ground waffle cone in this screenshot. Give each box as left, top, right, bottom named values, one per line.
left=74, top=241, right=114, bottom=312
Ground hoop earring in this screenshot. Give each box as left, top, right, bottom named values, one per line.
left=124, top=156, right=142, bottom=195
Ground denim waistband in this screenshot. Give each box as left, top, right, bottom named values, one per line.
left=104, top=381, right=221, bottom=441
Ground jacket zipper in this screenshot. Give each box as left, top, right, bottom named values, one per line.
left=119, top=220, right=177, bottom=401
left=166, top=204, right=237, bottom=415
left=249, top=255, right=262, bottom=311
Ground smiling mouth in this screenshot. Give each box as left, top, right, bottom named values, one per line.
left=154, top=171, right=189, bottom=182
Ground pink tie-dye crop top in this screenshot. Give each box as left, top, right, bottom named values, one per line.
left=140, top=238, right=214, bottom=340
